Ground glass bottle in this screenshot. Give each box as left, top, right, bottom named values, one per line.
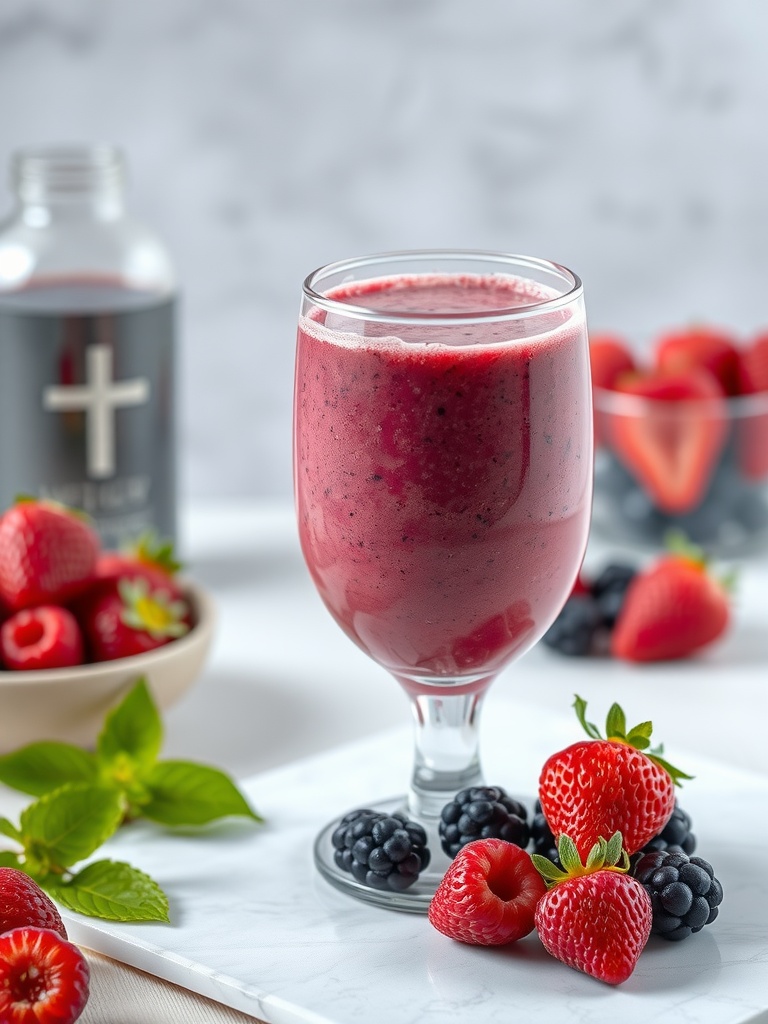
left=0, top=144, right=177, bottom=548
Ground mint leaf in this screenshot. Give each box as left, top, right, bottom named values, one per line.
left=97, top=678, right=162, bottom=772
left=47, top=860, right=170, bottom=923
left=0, top=742, right=98, bottom=797
left=20, top=784, right=123, bottom=868
left=142, top=761, right=261, bottom=826
left=0, top=817, right=21, bottom=843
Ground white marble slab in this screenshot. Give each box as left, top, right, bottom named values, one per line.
left=56, top=699, right=768, bottom=1024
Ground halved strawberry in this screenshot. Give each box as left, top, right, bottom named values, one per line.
left=608, top=368, right=729, bottom=514
left=654, top=325, right=741, bottom=396
left=736, top=333, right=768, bottom=480
left=0, top=926, right=89, bottom=1024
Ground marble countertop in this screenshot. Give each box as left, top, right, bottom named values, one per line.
left=3, top=500, right=767, bottom=1023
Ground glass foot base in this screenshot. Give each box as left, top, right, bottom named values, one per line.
left=313, top=796, right=454, bottom=913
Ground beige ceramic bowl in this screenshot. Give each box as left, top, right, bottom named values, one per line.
left=0, top=582, right=215, bottom=752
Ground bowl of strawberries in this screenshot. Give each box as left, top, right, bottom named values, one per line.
left=590, top=326, right=768, bottom=553
left=0, top=498, right=215, bottom=751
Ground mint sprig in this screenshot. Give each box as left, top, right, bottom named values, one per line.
left=0, top=783, right=168, bottom=922
left=0, top=678, right=262, bottom=826
left=0, top=678, right=263, bottom=924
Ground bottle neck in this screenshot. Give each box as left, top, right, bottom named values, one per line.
left=12, top=145, right=127, bottom=225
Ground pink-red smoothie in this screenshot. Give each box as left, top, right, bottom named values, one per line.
left=295, top=274, right=591, bottom=694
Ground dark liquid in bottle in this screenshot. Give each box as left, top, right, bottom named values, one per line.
left=0, top=279, right=176, bottom=548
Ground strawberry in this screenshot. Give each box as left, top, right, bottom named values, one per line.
left=589, top=334, right=636, bottom=391
left=589, top=335, right=636, bottom=446
left=736, top=333, right=768, bottom=480
left=611, top=544, right=731, bottom=662
left=94, top=531, right=184, bottom=600
left=538, top=696, right=691, bottom=859
left=532, top=832, right=652, bottom=985
left=76, top=577, right=190, bottom=662
left=0, top=606, right=84, bottom=671
left=608, top=367, right=729, bottom=513
left=0, top=499, right=100, bottom=612
left=0, top=869, right=67, bottom=940
left=654, top=325, right=741, bottom=396
left=428, top=838, right=546, bottom=945
left=737, top=331, right=768, bottom=395
left=0, top=927, right=89, bottom=1024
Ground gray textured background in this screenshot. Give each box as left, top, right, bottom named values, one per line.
left=1, top=0, right=765, bottom=501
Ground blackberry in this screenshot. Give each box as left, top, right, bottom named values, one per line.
left=530, top=800, right=559, bottom=865
left=541, top=595, right=605, bottom=656
left=591, top=562, right=638, bottom=627
left=331, top=809, right=430, bottom=892
left=439, top=786, right=529, bottom=858
left=632, top=848, right=723, bottom=941
left=637, top=803, right=696, bottom=857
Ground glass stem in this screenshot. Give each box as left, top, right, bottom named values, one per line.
left=407, top=689, right=487, bottom=822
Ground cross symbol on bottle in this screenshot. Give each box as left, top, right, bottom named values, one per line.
left=43, top=343, right=150, bottom=479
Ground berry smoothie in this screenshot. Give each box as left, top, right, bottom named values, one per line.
left=295, top=273, right=591, bottom=694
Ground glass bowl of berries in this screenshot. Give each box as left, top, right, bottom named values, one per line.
left=590, top=327, right=768, bottom=554
left=0, top=499, right=215, bottom=751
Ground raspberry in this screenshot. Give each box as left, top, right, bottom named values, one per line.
left=428, top=838, right=546, bottom=945
left=632, top=848, right=723, bottom=941
left=0, top=605, right=84, bottom=671
left=0, top=868, right=67, bottom=939
left=331, top=809, right=430, bottom=892
left=0, top=927, right=90, bottom=1024
left=438, top=786, right=529, bottom=858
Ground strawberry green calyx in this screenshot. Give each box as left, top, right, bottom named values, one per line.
left=118, top=578, right=189, bottom=639
left=664, top=529, right=737, bottom=594
left=130, top=530, right=183, bottom=575
left=531, top=831, right=629, bottom=889
left=572, top=694, right=693, bottom=787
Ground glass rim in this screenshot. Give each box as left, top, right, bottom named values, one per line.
left=302, top=249, right=583, bottom=325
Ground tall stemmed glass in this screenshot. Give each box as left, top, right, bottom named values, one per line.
left=294, top=251, right=592, bottom=911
